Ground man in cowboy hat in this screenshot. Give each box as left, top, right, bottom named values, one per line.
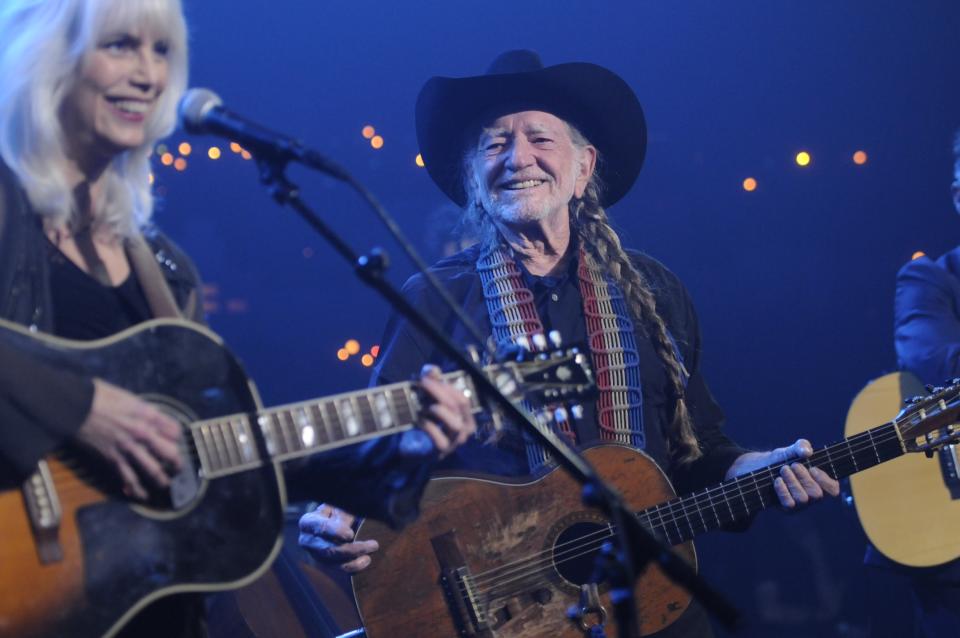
left=301, top=51, right=839, bottom=635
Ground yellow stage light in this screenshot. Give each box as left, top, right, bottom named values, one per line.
left=415, top=153, right=425, bottom=168
left=345, top=339, right=361, bottom=355
left=795, top=151, right=811, bottom=167
left=371, top=135, right=384, bottom=149
left=178, top=142, right=192, bottom=156
left=337, top=348, right=349, bottom=361
left=742, top=177, right=757, bottom=192
left=361, top=354, right=374, bottom=367
left=208, top=147, right=221, bottom=160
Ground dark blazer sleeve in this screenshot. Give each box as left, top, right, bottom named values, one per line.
left=894, top=255, right=960, bottom=384
left=0, top=335, right=94, bottom=481
left=630, top=252, right=747, bottom=494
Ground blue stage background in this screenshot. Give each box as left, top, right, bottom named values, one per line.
left=156, top=2, right=960, bottom=634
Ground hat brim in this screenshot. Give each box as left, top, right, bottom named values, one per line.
left=415, top=62, right=646, bottom=208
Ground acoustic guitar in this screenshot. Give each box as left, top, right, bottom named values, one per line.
left=353, top=381, right=960, bottom=637
left=0, top=317, right=594, bottom=638
left=845, top=371, right=960, bottom=567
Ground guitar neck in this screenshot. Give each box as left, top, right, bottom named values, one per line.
left=639, top=420, right=906, bottom=545
left=191, top=371, right=481, bottom=479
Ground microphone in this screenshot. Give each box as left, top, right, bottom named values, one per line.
left=178, top=88, right=346, bottom=179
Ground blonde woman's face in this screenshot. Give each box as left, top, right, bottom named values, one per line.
left=61, top=26, right=169, bottom=163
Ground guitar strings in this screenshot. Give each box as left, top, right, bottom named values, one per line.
left=456, top=424, right=914, bottom=600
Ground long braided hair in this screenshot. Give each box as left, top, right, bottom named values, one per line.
left=462, top=122, right=702, bottom=465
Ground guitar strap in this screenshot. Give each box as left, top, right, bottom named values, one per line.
left=477, top=243, right=645, bottom=473
left=125, top=233, right=184, bottom=320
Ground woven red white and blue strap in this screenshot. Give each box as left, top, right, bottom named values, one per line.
left=477, top=245, right=644, bottom=472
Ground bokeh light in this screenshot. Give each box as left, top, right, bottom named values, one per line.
left=742, top=177, right=757, bottom=192
left=208, top=146, right=221, bottom=160
left=362, top=125, right=376, bottom=139
left=178, top=142, right=192, bottom=156
left=337, top=348, right=349, bottom=361
left=912, top=251, right=926, bottom=260
left=853, top=150, right=868, bottom=165
left=415, top=153, right=425, bottom=168
left=371, top=135, right=384, bottom=149
left=345, top=339, right=361, bottom=355
left=173, top=157, right=187, bottom=171
left=795, top=151, right=811, bottom=167
left=361, top=354, right=375, bottom=367
left=160, top=152, right=174, bottom=166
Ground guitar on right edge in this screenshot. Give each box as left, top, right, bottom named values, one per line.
left=845, top=371, right=960, bottom=567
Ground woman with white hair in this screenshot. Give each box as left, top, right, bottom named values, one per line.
left=0, top=1, right=476, bottom=636
left=0, top=0, right=208, bottom=635
left=0, top=0, right=195, bottom=512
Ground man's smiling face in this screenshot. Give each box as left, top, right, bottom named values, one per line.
left=469, top=110, right=594, bottom=226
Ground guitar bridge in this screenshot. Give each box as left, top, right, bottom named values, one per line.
left=21, top=460, right=63, bottom=564
left=431, top=531, right=491, bottom=637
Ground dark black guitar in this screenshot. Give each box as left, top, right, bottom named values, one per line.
left=0, top=318, right=594, bottom=638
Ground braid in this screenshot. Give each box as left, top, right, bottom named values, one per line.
left=572, top=183, right=702, bottom=465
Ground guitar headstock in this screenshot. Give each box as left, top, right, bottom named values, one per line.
left=897, top=380, right=960, bottom=454
left=487, top=347, right=596, bottom=406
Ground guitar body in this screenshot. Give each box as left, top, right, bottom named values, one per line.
left=845, top=372, right=960, bottom=567
left=353, top=445, right=695, bottom=638
left=0, top=319, right=285, bottom=638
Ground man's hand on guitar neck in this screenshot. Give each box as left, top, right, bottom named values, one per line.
left=724, top=439, right=841, bottom=510
left=75, top=378, right=184, bottom=500
left=298, top=364, right=477, bottom=572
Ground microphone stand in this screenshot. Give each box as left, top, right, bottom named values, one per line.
left=249, top=148, right=741, bottom=637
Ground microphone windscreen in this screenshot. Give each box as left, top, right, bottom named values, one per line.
left=178, top=88, right=223, bottom=133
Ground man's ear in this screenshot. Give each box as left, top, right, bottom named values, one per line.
left=574, top=145, right=598, bottom=199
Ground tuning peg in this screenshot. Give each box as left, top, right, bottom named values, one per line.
left=532, top=333, right=548, bottom=351
left=466, top=344, right=481, bottom=364
left=548, top=330, right=562, bottom=348
left=570, top=404, right=585, bottom=420
left=554, top=406, right=569, bottom=423
left=515, top=335, right=531, bottom=351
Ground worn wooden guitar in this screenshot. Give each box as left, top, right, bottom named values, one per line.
left=354, top=381, right=960, bottom=637
left=0, top=317, right=594, bottom=638
left=845, top=371, right=960, bottom=567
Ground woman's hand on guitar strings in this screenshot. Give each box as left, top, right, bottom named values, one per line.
left=75, top=378, right=184, bottom=500
left=725, top=439, right=840, bottom=510
left=299, top=504, right=379, bottom=573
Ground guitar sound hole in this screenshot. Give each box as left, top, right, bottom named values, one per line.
left=552, top=521, right=610, bottom=586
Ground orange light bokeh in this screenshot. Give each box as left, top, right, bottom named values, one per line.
left=361, top=354, right=374, bottom=367
left=370, top=135, right=384, bottom=149
left=912, top=251, right=927, bottom=261
left=337, top=348, right=349, bottom=361
left=178, top=142, right=192, bottom=156
left=415, top=153, right=425, bottom=168
left=370, top=345, right=380, bottom=357
left=853, top=150, right=868, bottom=165
left=345, top=339, right=361, bottom=355
left=160, top=153, right=174, bottom=166
left=208, top=147, right=221, bottom=160
left=173, top=158, right=187, bottom=171
left=742, top=177, right=757, bottom=192
left=230, top=142, right=242, bottom=153
left=362, top=125, right=376, bottom=139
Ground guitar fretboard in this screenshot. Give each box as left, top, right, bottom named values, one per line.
left=638, top=421, right=906, bottom=545
left=190, top=371, right=480, bottom=478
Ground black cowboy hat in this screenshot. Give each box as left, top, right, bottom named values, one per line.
left=415, top=49, right=646, bottom=209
